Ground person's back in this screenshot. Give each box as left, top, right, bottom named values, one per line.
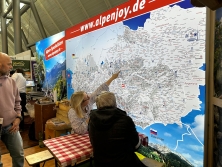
left=11, top=71, right=26, bottom=93
left=89, top=92, right=145, bottom=167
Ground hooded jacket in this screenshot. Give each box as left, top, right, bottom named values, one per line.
left=89, top=107, right=145, bottom=167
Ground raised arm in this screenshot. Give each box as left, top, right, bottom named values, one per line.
left=105, top=71, right=120, bottom=86
left=88, top=71, right=120, bottom=105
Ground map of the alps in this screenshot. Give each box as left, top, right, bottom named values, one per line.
left=66, top=2, right=206, bottom=167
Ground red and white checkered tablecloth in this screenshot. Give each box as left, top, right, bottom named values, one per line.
left=43, top=133, right=93, bottom=167
left=44, top=133, right=148, bottom=167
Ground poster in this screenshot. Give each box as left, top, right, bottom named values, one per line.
left=66, top=0, right=206, bottom=166
left=35, top=31, right=67, bottom=100
left=12, top=60, right=31, bottom=80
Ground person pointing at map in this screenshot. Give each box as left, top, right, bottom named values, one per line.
left=68, top=71, right=120, bottom=135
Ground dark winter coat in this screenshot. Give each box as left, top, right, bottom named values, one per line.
left=89, top=107, right=145, bottom=167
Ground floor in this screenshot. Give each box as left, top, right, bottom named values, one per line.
left=1, top=145, right=55, bottom=167
left=0, top=122, right=38, bottom=155
left=1, top=145, right=94, bottom=167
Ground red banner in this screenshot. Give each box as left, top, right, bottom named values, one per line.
left=45, top=37, right=65, bottom=60
left=66, top=0, right=181, bottom=40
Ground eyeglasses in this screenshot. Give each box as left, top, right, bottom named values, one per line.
left=82, top=94, right=90, bottom=102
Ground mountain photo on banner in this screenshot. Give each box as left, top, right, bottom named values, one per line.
left=35, top=31, right=67, bottom=100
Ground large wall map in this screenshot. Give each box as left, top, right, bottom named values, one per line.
left=66, top=1, right=206, bottom=166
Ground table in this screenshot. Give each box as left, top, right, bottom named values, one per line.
left=43, top=133, right=148, bottom=167
left=43, top=133, right=92, bottom=167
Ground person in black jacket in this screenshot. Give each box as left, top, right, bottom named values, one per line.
left=89, top=91, right=146, bottom=167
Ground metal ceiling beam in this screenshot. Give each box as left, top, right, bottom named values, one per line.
left=6, top=4, right=30, bottom=25
left=7, top=32, right=16, bottom=53
left=21, top=29, right=28, bottom=48
left=55, top=0, right=73, bottom=26
left=21, top=14, right=40, bottom=42
left=1, top=0, right=32, bottom=54
left=20, top=4, right=40, bottom=48
left=6, top=16, right=13, bottom=19
left=30, top=0, right=47, bottom=38
left=8, top=44, right=15, bottom=55
left=7, top=33, right=14, bottom=44
left=20, top=4, right=30, bottom=15
left=6, top=26, right=14, bottom=45
left=20, top=0, right=30, bottom=4
left=26, top=42, right=36, bottom=48
left=38, top=1, right=61, bottom=33
left=2, top=2, right=12, bottom=18
left=7, top=31, right=25, bottom=52
left=21, top=28, right=34, bottom=57
left=76, top=0, right=90, bottom=19
left=42, top=26, right=50, bottom=37
left=21, top=8, right=49, bottom=45
left=13, top=0, right=22, bottom=54
left=104, top=0, right=112, bottom=9
left=21, top=8, right=50, bottom=45
left=1, top=0, right=8, bottom=53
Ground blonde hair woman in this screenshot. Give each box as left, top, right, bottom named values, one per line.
left=68, top=71, right=120, bottom=134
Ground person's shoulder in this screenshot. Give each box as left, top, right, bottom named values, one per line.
left=11, top=73, right=18, bottom=79
left=68, top=108, right=78, bottom=116
left=7, top=76, right=13, bottom=81
left=12, top=72, right=18, bottom=76
left=18, top=73, right=25, bottom=78
left=68, top=107, right=74, bottom=112
left=116, top=108, right=134, bottom=121
left=91, top=109, right=97, bottom=112
left=90, top=109, right=98, bottom=113
left=7, top=76, right=17, bottom=85
left=117, top=108, right=127, bottom=115
left=90, top=109, right=98, bottom=114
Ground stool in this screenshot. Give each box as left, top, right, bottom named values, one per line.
left=25, top=150, right=54, bottom=167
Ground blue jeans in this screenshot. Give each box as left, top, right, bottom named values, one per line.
left=0, top=124, right=24, bottom=167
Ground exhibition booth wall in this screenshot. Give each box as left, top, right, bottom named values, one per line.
left=35, top=0, right=209, bottom=166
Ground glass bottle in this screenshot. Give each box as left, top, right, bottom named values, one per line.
left=38, top=132, right=45, bottom=148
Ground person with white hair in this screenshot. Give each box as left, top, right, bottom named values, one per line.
left=88, top=91, right=146, bottom=167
